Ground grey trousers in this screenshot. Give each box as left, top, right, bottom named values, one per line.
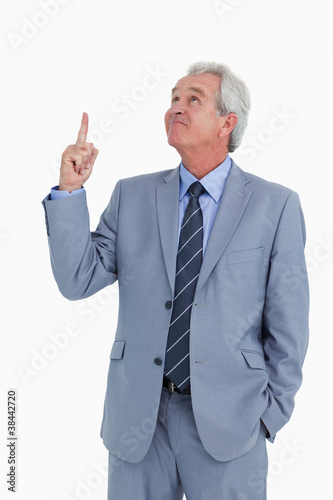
left=107, top=387, right=268, bottom=499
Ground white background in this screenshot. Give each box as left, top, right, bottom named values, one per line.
left=1, top=0, right=332, bottom=498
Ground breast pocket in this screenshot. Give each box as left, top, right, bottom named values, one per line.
left=227, top=247, right=264, bottom=266
left=110, top=339, right=126, bottom=360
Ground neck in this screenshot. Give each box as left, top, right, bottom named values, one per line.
left=180, top=149, right=228, bottom=179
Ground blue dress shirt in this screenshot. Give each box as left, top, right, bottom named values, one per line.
left=50, top=186, right=84, bottom=199
left=178, top=155, right=231, bottom=255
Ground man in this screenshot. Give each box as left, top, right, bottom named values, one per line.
left=42, top=61, right=309, bottom=499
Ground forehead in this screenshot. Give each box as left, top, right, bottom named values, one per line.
left=172, top=72, right=221, bottom=96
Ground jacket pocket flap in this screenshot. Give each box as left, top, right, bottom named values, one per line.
left=241, top=350, right=267, bottom=370
left=110, top=339, right=126, bottom=359
left=228, top=247, right=264, bottom=265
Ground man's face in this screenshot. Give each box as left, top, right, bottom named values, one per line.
left=164, top=72, right=224, bottom=154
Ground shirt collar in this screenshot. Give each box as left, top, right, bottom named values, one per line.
left=179, top=154, right=232, bottom=203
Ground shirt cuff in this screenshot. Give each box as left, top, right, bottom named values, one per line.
left=50, top=186, right=85, bottom=200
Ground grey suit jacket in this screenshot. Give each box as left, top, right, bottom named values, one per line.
left=42, top=161, right=309, bottom=463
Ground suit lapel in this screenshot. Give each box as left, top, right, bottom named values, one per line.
left=156, top=167, right=180, bottom=294
left=156, top=162, right=252, bottom=295
left=196, top=162, right=253, bottom=294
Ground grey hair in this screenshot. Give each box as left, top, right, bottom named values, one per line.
left=187, top=61, right=251, bottom=152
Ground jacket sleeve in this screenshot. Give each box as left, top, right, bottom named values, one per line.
left=261, top=190, right=309, bottom=441
left=41, top=181, right=121, bottom=300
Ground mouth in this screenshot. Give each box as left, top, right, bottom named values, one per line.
left=171, top=120, right=187, bottom=127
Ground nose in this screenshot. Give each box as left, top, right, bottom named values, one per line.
left=170, top=101, right=185, bottom=115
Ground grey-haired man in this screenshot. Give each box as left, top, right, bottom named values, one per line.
left=43, top=62, right=309, bottom=499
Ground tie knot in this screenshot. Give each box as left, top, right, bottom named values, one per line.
left=188, top=182, right=206, bottom=199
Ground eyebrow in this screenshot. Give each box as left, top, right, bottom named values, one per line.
left=171, top=86, right=206, bottom=96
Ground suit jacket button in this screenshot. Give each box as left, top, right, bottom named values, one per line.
left=154, top=358, right=162, bottom=366
left=165, top=300, right=172, bottom=309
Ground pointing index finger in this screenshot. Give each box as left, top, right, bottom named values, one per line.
left=76, top=112, right=88, bottom=144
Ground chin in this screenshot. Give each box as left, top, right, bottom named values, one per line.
left=167, top=133, right=183, bottom=149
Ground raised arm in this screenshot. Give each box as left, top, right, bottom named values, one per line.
left=42, top=113, right=119, bottom=300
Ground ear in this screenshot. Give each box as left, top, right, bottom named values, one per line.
left=218, top=113, right=238, bottom=139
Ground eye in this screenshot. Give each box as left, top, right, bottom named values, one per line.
left=190, top=96, right=199, bottom=102
left=172, top=96, right=179, bottom=103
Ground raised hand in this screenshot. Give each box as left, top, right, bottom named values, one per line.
left=59, top=112, right=99, bottom=192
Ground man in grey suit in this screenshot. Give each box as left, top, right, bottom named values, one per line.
left=42, top=61, right=309, bottom=499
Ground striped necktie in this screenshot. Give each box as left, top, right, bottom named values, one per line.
left=165, top=181, right=206, bottom=392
